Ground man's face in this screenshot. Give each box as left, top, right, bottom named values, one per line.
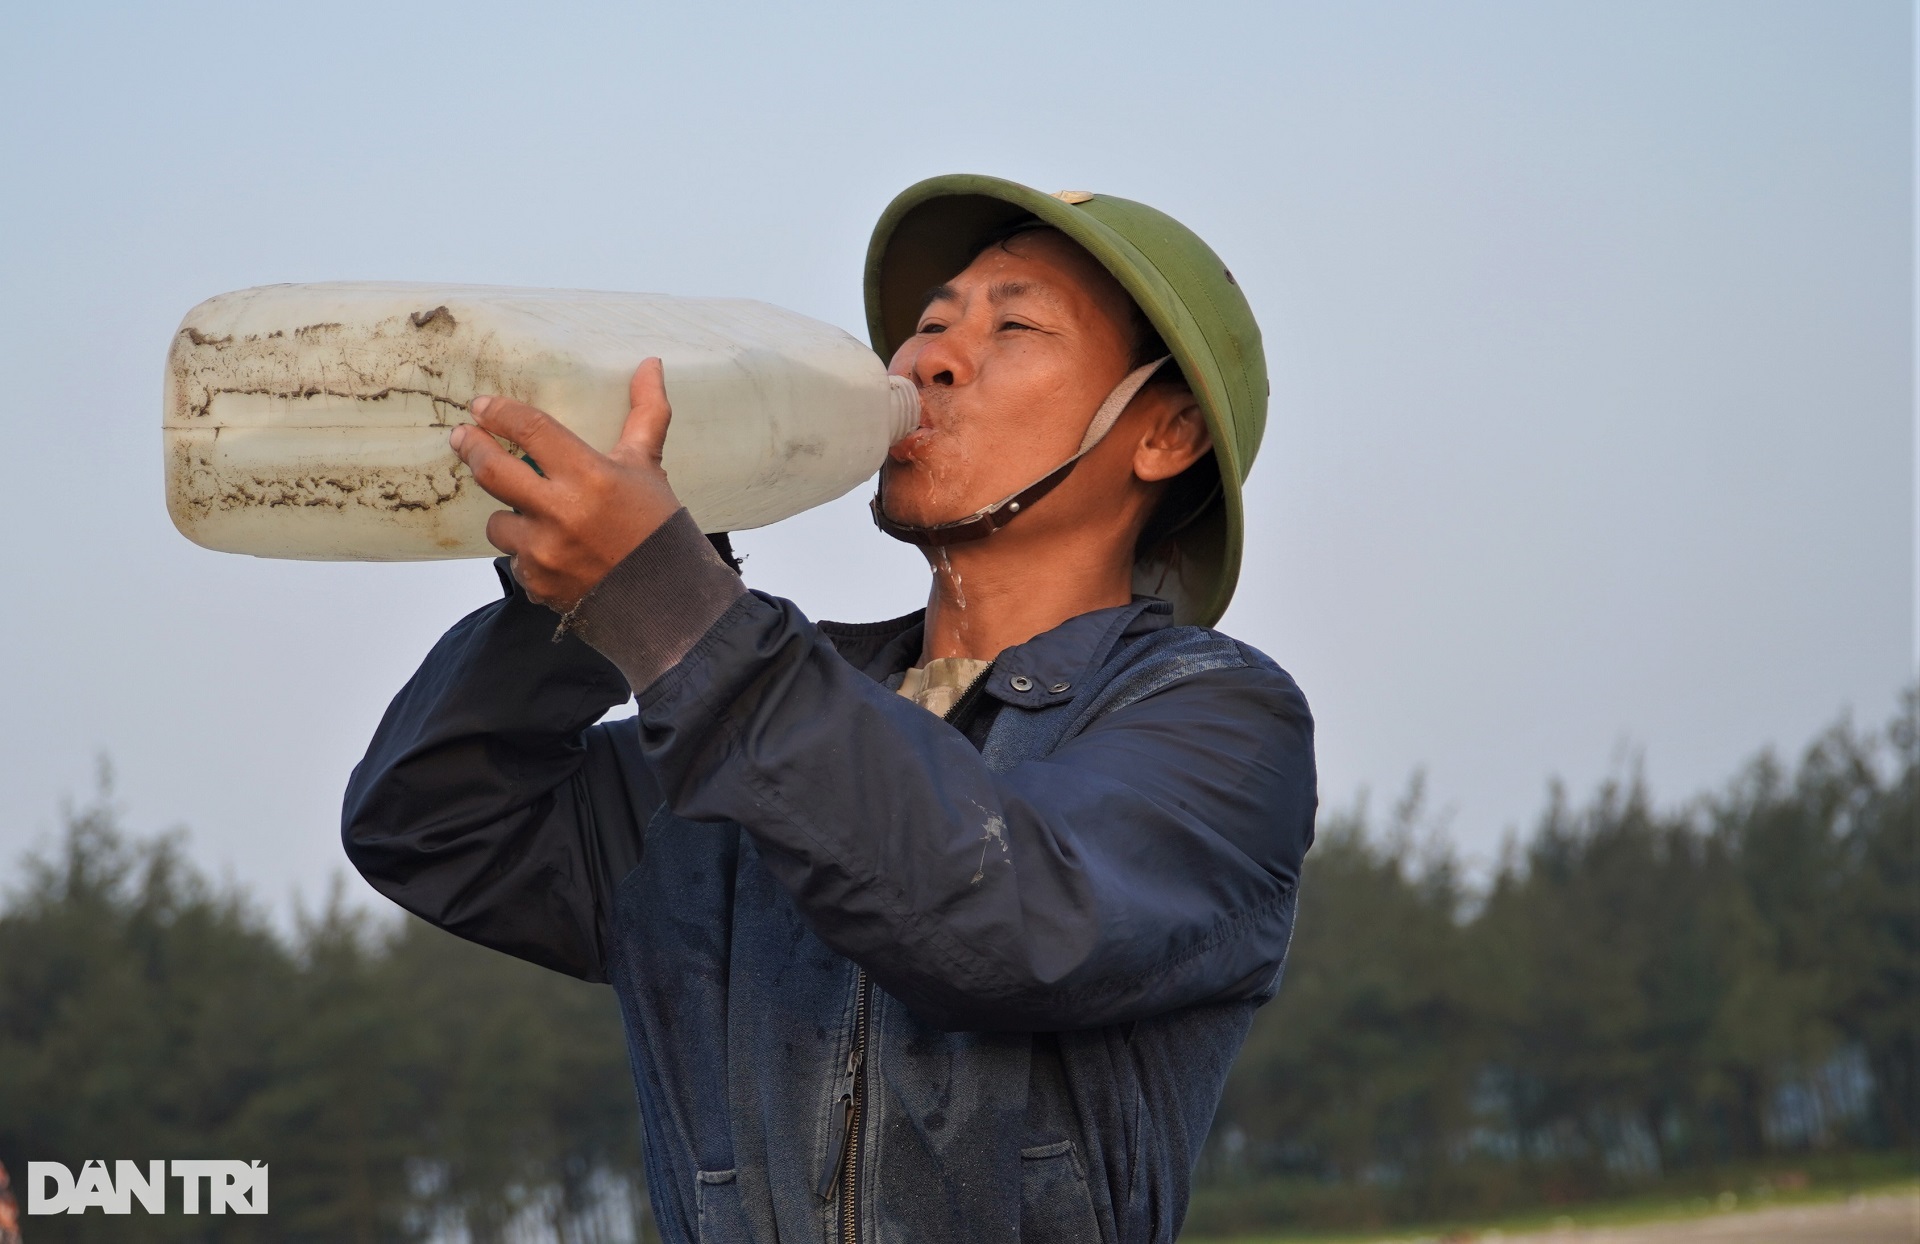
left=880, top=229, right=1140, bottom=530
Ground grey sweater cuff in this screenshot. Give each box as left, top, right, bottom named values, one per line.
left=568, top=508, right=747, bottom=694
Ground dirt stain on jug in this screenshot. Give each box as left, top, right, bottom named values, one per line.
left=167, top=308, right=530, bottom=428
left=167, top=438, right=471, bottom=521
left=409, top=305, right=456, bottom=331
left=183, top=384, right=471, bottom=423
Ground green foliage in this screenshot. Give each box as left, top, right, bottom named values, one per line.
left=1197, top=693, right=1918, bottom=1233
left=0, top=768, right=648, bottom=1244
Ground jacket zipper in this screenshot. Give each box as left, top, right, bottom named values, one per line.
left=842, top=970, right=870, bottom=1244
left=823, top=662, right=995, bottom=1243
left=818, top=969, right=870, bottom=1239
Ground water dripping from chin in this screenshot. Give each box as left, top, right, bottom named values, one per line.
left=936, top=545, right=968, bottom=612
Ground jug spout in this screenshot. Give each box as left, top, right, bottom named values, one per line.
left=887, top=374, right=921, bottom=446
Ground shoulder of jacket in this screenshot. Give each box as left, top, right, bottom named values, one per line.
left=1096, top=626, right=1306, bottom=718
left=1121, top=624, right=1283, bottom=676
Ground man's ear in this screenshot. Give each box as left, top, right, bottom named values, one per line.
left=1133, top=390, right=1212, bottom=484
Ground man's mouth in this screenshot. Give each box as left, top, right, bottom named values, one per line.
left=887, top=391, right=948, bottom=462
left=888, top=426, right=935, bottom=462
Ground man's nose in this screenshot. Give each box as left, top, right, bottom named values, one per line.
left=911, top=326, right=978, bottom=388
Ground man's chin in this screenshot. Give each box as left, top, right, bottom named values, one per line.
left=879, top=468, right=962, bottom=530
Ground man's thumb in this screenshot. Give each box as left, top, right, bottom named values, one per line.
left=617, top=358, right=673, bottom=465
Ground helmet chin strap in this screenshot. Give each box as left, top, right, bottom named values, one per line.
left=870, top=356, right=1172, bottom=547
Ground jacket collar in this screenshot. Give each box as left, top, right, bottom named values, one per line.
left=820, top=597, right=1175, bottom=710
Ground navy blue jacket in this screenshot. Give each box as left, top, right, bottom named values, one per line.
left=344, top=545, right=1315, bottom=1244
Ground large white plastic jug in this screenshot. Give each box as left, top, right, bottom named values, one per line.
left=164, top=282, right=920, bottom=559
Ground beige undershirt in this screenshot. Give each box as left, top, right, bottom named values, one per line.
left=895, top=656, right=992, bottom=718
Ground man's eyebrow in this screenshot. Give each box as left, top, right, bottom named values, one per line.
left=917, top=284, right=957, bottom=315
left=915, top=279, right=1054, bottom=319
left=987, top=280, right=1039, bottom=303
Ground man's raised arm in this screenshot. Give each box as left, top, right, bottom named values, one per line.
left=341, top=559, right=658, bottom=983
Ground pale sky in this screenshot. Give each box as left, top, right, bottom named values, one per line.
left=0, top=1, right=1910, bottom=917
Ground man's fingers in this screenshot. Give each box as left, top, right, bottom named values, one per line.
left=470, top=395, right=596, bottom=476
left=487, top=512, right=577, bottom=607
left=484, top=508, right=535, bottom=557
left=451, top=424, right=547, bottom=512
left=454, top=376, right=681, bottom=611
left=615, top=358, right=673, bottom=467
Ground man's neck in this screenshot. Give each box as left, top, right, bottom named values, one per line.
left=917, top=526, right=1136, bottom=665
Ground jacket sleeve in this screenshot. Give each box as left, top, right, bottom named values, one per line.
left=601, top=531, right=1317, bottom=1031
left=340, top=561, right=659, bottom=983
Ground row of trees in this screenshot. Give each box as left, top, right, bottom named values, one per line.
left=0, top=777, right=645, bottom=1243
left=1196, top=692, right=1916, bottom=1231
left=2, top=694, right=1913, bottom=1241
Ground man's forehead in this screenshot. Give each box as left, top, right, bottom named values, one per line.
left=922, top=275, right=1057, bottom=311
left=923, top=233, right=1126, bottom=316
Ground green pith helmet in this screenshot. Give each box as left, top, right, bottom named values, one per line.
left=864, top=173, right=1268, bottom=628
